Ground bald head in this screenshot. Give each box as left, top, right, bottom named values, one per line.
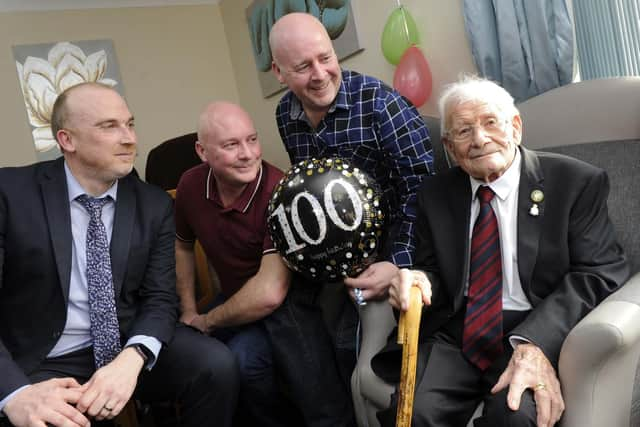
left=51, top=82, right=120, bottom=143
left=197, top=101, right=255, bottom=144
left=269, top=13, right=341, bottom=126
left=269, top=13, right=331, bottom=65
left=196, top=101, right=262, bottom=191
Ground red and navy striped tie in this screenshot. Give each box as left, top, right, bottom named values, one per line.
left=462, top=186, right=503, bottom=371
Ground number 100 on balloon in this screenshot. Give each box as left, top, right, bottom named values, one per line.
left=267, top=158, right=387, bottom=283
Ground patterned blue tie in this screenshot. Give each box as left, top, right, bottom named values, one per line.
left=76, top=195, right=121, bottom=368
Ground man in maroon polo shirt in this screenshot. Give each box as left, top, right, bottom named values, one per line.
left=173, top=101, right=298, bottom=426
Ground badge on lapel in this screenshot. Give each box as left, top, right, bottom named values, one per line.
left=529, top=189, right=544, bottom=217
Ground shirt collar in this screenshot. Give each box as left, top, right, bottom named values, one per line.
left=469, top=147, right=521, bottom=201
left=206, top=162, right=264, bottom=213
left=332, top=73, right=351, bottom=110
left=64, top=161, right=118, bottom=202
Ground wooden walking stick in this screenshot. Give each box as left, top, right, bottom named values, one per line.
left=396, top=286, right=423, bottom=427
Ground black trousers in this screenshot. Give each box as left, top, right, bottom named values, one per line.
left=4, top=324, right=239, bottom=427
left=376, top=309, right=537, bottom=427
left=263, top=278, right=357, bottom=427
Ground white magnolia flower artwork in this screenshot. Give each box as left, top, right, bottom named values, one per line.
left=14, top=40, right=121, bottom=157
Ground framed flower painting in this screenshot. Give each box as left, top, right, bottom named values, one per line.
left=13, top=39, right=124, bottom=160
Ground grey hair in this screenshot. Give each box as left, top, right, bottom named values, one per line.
left=438, top=75, right=518, bottom=135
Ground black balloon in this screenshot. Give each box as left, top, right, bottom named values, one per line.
left=268, top=158, right=387, bottom=283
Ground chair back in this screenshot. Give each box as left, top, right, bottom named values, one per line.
left=536, top=141, right=640, bottom=273
left=517, top=77, right=640, bottom=274
left=146, top=133, right=200, bottom=190
left=422, top=115, right=453, bottom=175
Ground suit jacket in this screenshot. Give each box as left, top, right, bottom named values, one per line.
left=0, top=158, right=179, bottom=400
left=373, top=147, right=629, bottom=381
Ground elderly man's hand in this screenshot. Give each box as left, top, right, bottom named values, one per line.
left=491, top=343, right=565, bottom=427
left=76, top=346, right=144, bottom=420
left=388, top=268, right=432, bottom=311
left=343, top=261, right=398, bottom=302
left=3, top=378, right=89, bottom=427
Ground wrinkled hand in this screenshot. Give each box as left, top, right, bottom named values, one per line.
left=3, top=377, right=89, bottom=427
left=388, top=268, right=432, bottom=311
left=343, top=261, right=398, bottom=302
left=76, top=347, right=144, bottom=420
left=491, top=343, right=565, bottom=427
left=179, top=309, right=199, bottom=326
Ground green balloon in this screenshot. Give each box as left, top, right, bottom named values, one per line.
left=381, top=6, right=420, bottom=65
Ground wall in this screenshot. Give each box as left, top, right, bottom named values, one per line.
left=0, top=5, right=238, bottom=176
left=0, top=2, right=478, bottom=174
left=219, top=0, right=477, bottom=170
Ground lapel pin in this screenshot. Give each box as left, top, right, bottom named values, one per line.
left=529, top=190, right=544, bottom=217
left=529, top=204, right=539, bottom=216
left=531, top=189, right=544, bottom=203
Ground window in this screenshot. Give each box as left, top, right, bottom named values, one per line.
left=572, top=0, right=640, bottom=79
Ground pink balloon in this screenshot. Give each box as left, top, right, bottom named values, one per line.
left=393, top=45, right=433, bottom=107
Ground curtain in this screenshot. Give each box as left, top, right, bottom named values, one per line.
left=463, top=0, right=574, bottom=102
left=573, top=0, right=640, bottom=79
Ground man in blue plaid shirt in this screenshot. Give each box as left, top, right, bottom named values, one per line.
left=263, top=12, right=433, bottom=427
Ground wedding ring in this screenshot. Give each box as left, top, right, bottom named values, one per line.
left=103, top=406, right=113, bottom=411
left=534, top=382, right=547, bottom=391
left=354, top=288, right=367, bottom=306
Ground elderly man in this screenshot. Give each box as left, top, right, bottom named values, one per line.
left=174, top=101, right=296, bottom=426
left=0, top=83, right=238, bottom=427
left=266, top=12, right=433, bottom=427
left=373, top=76, right=629, bottom=427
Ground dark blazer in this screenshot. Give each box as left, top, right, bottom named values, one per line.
left=374, top=147, right=629, bottom=381
left=413, top=147, right=629, bottom=366
left=0, top=158, right=179, bottom=400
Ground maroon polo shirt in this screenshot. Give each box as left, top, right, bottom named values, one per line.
left=175, top=161, right=284, bottom=297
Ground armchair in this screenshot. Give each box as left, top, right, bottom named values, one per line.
left=519, top=77, right=640, bottom=427
left=351, top=77, right=640, bottom=427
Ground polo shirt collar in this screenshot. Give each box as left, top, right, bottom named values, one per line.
left=206, top=163, right=264, bottom=213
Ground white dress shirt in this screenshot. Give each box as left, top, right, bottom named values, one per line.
left=467, top=149, right=532, bottom=311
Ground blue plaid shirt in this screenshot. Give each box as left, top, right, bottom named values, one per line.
left=275, top=69, right=434, bottom=268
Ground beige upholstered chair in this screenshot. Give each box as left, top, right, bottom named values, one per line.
left=351, top=77, right=640, bottom=427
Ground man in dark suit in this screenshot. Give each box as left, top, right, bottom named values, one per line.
left=374, top=76, right=629, bottom=427
left=0, top=83, right=239, bottom=427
